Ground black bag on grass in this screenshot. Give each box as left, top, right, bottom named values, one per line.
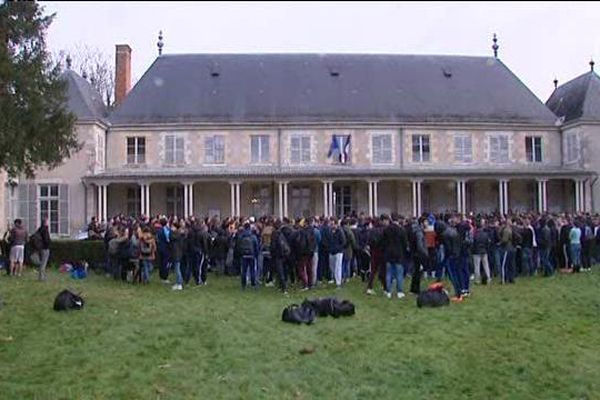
left=53, top=289, right=85, bottom=311
left=302, top=297, right=356, bottom=318
left=416, top=283, right=450, bottom=308
left=281, top=304, right=315, bottom=325
left=332, top=300, right=355, bottom=317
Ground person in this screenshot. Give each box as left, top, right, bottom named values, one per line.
left=569, top=221, right=582, bottom=273
left=295, top=218, right=315, bottom=290
left=270, top=220, right=289, bottom=295
left=325, top=217, right=346, bottom=288
left=521, top=218, right=536, bottom=276
left=31, top=218, right=51, bottom=281
left=441, top=218, right=463, bottom=300
left=472, top=219, right=491, bottom=285
left=139, top=226, right=156, bottom=284
left=499, top=219, right=516, bottom=284
left=87, top=217, right=103, bottom=240
left=409, top=217, right=428, bottom=294
left=311, top=217, right=322, bottom=288
left=261, top=218, right=275, bottom=287
left=237, top=222, right=259, bottom=289
left=156, top=218, right=171, bottom=283
left=381, top=214, right=408, bottom=299
left=366, top=218, right=386, bottom=295
left=170, top=222, right=185, bottom=291
left=538, top=218, right=553, bottom=277
left=8, top=219, right=28, bottom=277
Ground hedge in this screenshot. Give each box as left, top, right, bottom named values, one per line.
left=48, top=240, right=106, bottom=266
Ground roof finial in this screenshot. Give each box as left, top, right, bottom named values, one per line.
left=492, top=33, right=499, bottom=58
left=553, top=77, right=558, bottom=89
left=66, top=54, right=72, bottom=69
left=157, top=30, right=164, bottom=56
left=590, top=57, right=595, bottom=72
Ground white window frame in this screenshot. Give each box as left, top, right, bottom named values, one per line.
left=454, top=134, right=473, bottom=163
left=371, top=134, right=393, bottom=165
left=290, top=135, right=312, bottom=164
left=250, top=135, right=270, bottom=164
left=165, top=135, right=185, bottom=165
left=525, top=136, right=543, bottom=163
left=127, top=136, right=146, bottom=165
left=488, top=134, right=510, bottom=163
left=566, top=134, right=580, bottom=163
left=205, top=135, right=225, bottom=165
left=412, top=134, right=430, bottom=163
left=38, top=184, right=59, bottom=235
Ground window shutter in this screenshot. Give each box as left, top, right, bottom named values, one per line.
left=165, top=136, right=174, bottom=164
left=251, top=137, right=259, bottom=163
left=215, top=136, right=224, bottom=163
left=291, top=137, right=300, bottom=163
left=28, top=184, right=38, bottom=233
left=205, top=137, right=214, bottom=163
left=261, top=136, right=269, bottom=162
left=302, top=137, right=311, bottom=162
left=17, top=184, right=29, bottom=230
left=176, top=137, right=184, bottom=164
left=59, top=184, right=69, bottom=236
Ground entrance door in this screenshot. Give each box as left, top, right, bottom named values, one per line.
left=290, top=186, right=311, bottom=218
left=334, top=185, right=352, bottom=217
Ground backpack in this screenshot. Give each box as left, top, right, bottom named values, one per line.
left=140, top=239, right=152, bottom=257
left=29, top=230, right=43, bottom=252
left=279, top=233, right=291, bottom=258
left=331, top=300, right=356, bottom=318
left=302, top=297, right=356, bottom=318
left=53, top=289, right=85, bottom=311
left=416, top=283, right=450, bottom=308
left=281, top=304, right=316, bottom=325
left=240, top=234, right=254, bottom=256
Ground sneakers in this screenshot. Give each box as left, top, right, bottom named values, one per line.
left=385, top=292, right=392, bottom=299
left=450, top=295, right=464, bottom=303
left=265, top=281, right=275, bottom=287
left=162, top=279, right=171, bottom=284
left=397, top=292, right=405, bottom=299
left=171, top=284, right=183, bottom=291
left=366, top=289, right=375, bottom=296
left=301, top=287, right=310, bottom=292
left=328, top=280, right=335, bottom=284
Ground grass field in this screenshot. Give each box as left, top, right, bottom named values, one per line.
left=1, top=267, right=599, bottom=400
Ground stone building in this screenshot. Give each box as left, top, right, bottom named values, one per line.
left=3, top=41, right=597, bottom=238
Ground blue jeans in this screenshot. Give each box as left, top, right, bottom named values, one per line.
left=140, top=259, right=153, bottom=283
left=385, top=262, right=404, bottom=294
left=458, top=253, right=470, bottom=294
left=173, top=261, right=183, bottom=285
left=445, top=256, right=461, bottom=296
left=241, top=256, right=257, bottom=288
left=521, top=247, right=534, bottom=276
left=342, top=254, right=351, bottom=280
left=540, top=247, right=553, bottom=276
left=435, top=245, right=445, bottom=280
left=499, top=247, right=516, bottom=283
left=570, top=243, right=582, bottom=268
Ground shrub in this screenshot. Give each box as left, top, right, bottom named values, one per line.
left=48, top=240, right=105, bottom=266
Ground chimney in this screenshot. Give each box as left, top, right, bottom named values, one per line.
left=115, top=44, right=132, bottom=105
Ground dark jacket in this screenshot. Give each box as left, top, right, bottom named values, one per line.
left=538, top=225, right=551, bottom=249
left=326, top=227, right=346, bottom=255
left=472, top=228, right=490, bottom=255
left=236, top=228, right=259, bottom=257
left=382, top=222, right=408, bottom=263
left=169, top=229, right=185, bottom=262
left=442, top=226, right=461, bottom=258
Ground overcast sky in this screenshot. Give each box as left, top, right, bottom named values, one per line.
left=40, top=1, right=600, bottom=102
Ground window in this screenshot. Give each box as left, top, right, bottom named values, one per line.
left=251, top=135, right=270, bottom=163
left=39, top=185, right=59, bottom=234
left=489, top=135, right=509, bottom=163
left=412, top=135, right=430, bottom=162
left=127, top=137, right=146, bottom=165
left=454, top=135, right=472, bottom=163
left=372, top=134, right=392, bottom=164
left=165, top=135, right=185, bottom=165
left=205, top=135, right=225, bottom=164
left=566, top=134, right=579, bottom=163
left=166, top=186, right=184, bottom=217
left=291, top=136, right=311, bottom=163
left=127, top=187, right=141, bottom=217
left=525, top=136, right=543, bottom=163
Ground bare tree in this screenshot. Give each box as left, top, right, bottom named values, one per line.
left=55, top=44, right=115, bottom=107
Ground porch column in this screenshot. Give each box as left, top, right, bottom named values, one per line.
left=183, top=184, right=189, bottom=218
left=230, top=182, right=236, bottom=217
left=278, top=182, right=284, bottom=219
left=322, top=181, right=328, bottom=218
left=283, top=181, right=289, bottom=218
left=456, top=179, right=466, bottom=214
left=536, top=179, right=547, bottom=213
left=236, top=182, right=241, bottom=217
left=411, top=179, right=422, bottom=217
left=542, top=180, right=547, bottom=212
left=102, top=184, right=107, bottom=222
left=329, top=181, right=335, bottom=217
left=367, top=180, right=379, bottom=217
left=574, top=179, right=586, bottom=213
left=498, top=179, right=509, bottom=215
left=585, top=179, right=592, bottom=212
left=140, top=183, right=146, bottom=216
left=145, top=184, right=151, bottom=216
left=97, top=184, right=102, bottom=220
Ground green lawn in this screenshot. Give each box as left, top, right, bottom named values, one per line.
left=1, top=267, right=599, bottom=400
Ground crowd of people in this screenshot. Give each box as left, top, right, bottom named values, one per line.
left=81, top=209, right=599, bottom=300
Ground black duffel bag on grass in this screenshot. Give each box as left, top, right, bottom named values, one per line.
left=281, top=304, right=315, bottom=325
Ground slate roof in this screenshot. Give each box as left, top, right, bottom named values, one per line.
left=546, top=71, right=600, bottom=124
left=110, top=53, right=556, bottom=125
left=61, top=70, right=107, bottom=123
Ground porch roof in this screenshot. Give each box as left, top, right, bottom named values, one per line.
left=82, top=165, right=594, bottom=184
